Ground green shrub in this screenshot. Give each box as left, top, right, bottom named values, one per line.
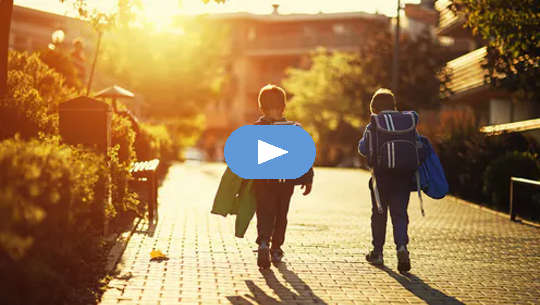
left=138, top=123, right=175, bottom=161
left=434, top=107, right=535, bottom=204
left=0, top=136, right=109, bottom=305
left=0, top=51, right=76, bottom=140
left=483, top=151, right=540, bottom=212
left=110, top=113, right=139, bottom=216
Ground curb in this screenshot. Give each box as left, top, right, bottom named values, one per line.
left=105, top=217, right=143, bottom=273
left=447, top=195, right=540, bottom=228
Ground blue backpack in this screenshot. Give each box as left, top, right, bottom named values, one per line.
left=417, top=136, right=449, bottom=199
left=367, top=111, right=426, bottom=215
left=367, top=111, right=419, bottom=172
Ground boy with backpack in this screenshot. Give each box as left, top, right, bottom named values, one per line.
left=358, top=88, right=422, bottom=273
left=254, top=84, right=314, bottom=269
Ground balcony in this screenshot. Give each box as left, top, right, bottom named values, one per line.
left=435, top=0, right=466, bottom=37
left=444, top=47, right=488, bottom=97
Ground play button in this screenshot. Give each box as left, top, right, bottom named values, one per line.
left=224, top=125, right=316, bottom=179
left=258, top=140, right=288, bottom=164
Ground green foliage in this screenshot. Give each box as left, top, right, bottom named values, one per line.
left=483, top=151, right=540, bottom=211
left=434, top=108, right=538, bottom=212
left=284, top=49, right=369, bottom=138
left=0, top=136, right=109, bottom=305
left=137, top=123, right=175, bottom=161
left=454, top=0, right=540, bottom=101
left=112, top=113, right=136, bottom=163
left=283, top=49, right=370, bottom=165
left=1, top=51, right=76, bottom=139
left=97, top=15, right=226, bottom=151
left=39, top=48, right=83, bottom=89
left=110, top=113, right=139, bottom=215
left=283, top=31, right=449, bottom=165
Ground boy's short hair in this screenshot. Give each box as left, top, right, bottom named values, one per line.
left=370, top=88, right=397, bottom=114
left=258, top=84, right=286, bottom=112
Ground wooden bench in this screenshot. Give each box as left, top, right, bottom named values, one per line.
left=130, top=159, right=160, bottom=223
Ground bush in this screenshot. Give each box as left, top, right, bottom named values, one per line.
left=483, top=151, right=540, bottom=212
left=0, top=51, right=76, bottom=140
left=433, top=106, right=536, bottom=204
left=0, top=136, right=109, bottom=305
left=137, top=123, right=175, bottom=161
left=110, top=113, right=139, bottom=217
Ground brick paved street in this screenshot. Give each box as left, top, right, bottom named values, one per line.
left=100, top=162, right=540, bottom=305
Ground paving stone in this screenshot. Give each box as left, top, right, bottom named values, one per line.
left=100, top=163, right=540, bottom=305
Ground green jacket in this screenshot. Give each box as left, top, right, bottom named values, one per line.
left=211, top=167, right=256, bottom=238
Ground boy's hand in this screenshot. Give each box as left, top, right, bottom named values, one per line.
left=300, top=183, right=312, bottom=195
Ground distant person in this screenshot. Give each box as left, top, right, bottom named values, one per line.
left=70, top=38, right=86, bottom=84
left=254, top=84, right=313, bottom=269
left=358, top=88, right=423, bottom=273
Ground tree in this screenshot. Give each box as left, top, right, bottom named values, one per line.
left=453, top=0, right=540, bottom=101
left=283, top=30, right=449, bottom=165
left=283, top=49, right=372, bottom=165
left=0, top=0, right=14, bottom=97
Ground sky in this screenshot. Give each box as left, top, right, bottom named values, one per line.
left=14, top=0, right=420, bottom=31
left=14, top=0, right=421, bottom=17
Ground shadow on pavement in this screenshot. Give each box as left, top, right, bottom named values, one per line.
left=226, top=263, right=328, bottom=305
left=376, top=265, right=465, bottom=305
left=133, top=220, right=156, bottom=237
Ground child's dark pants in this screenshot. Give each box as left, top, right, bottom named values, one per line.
left=369, top=175, right=411, bottom=254
left=254, top=181, right=294, bottom=249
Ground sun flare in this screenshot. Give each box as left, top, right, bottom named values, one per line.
left=138, top=0, right=181, bottom=31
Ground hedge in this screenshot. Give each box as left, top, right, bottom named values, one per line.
left=0, top=136, right=109, bottom=305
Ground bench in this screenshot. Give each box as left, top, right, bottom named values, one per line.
left=130, top=159, right=160, bottom=223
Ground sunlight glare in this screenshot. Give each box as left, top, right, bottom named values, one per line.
left=139, top=0, right=181, bottom=31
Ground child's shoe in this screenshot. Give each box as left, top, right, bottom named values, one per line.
left=397, top=245, right=411, bottom=273
left=270, top=248, right=284, bottom=264
left=257, top=242, right=271, bottom=269
left=365, top=250, right=384, bottom=266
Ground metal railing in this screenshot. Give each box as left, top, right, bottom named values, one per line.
left=509, top=177, right=540, bottom=221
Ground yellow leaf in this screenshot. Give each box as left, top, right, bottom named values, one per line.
left=150, top=249, right=169, bottom=261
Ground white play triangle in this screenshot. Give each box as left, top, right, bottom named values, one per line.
left=258, top=140, right=288, bottom=164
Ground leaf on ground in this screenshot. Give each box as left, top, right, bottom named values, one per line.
left=150, top=249, right=169, bottom=262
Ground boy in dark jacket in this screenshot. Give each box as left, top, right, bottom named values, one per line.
left=358, top=88, right=414, bottom=273
left=254, top=84, right=314, bottom=269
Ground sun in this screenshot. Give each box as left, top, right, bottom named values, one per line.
left=139, top=0, right=182, bottom=31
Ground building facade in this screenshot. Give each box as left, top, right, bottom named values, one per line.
left=202, top=6, right=389, bottom=160
left=10, top=5, right=95, bottom=54
left=435, top=0, right=539, bottom=139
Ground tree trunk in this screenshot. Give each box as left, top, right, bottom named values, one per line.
left=0, top=0, right=14, bottom=97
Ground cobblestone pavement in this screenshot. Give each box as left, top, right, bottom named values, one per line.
left=100, top=162, right=540, bottom=305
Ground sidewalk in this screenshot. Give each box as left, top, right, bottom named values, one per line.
left=100, top=162, right=540, bottom=305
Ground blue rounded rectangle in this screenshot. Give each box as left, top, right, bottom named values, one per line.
left=224, top=125, right=316, bottom=179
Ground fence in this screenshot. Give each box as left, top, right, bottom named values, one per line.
left=509, top=176, right=540, bottom=221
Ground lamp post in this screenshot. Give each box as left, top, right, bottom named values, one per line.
left=392, top=0, right=401, bottom=94
left=49, top=29, right=65, bottom=50
left=52, top=29, right=65, bottom=44
left=86, top=30, right=102, bottom=95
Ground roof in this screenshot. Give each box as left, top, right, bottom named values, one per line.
left=207, top=11, right=388, bottom=24
left=480, top=118, right=540, bottom=136
left=59, top=96, right=111, bottom=111
left=95, top=85, right=135, bottom=99
left=13, top=5, right=87, bottom=27
left=404, top=3, right=438, bottom=26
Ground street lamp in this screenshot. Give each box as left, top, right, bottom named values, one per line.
left=51, top=29, right=65, bottom=44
